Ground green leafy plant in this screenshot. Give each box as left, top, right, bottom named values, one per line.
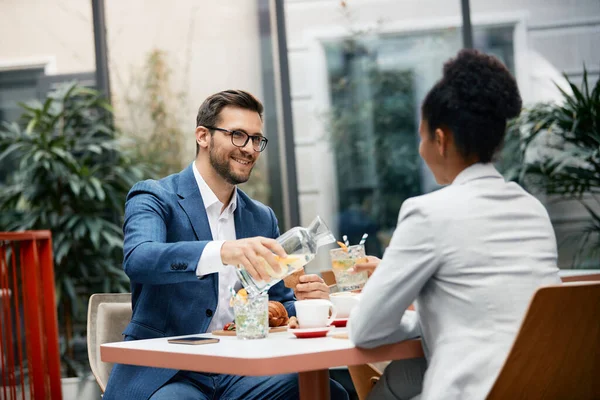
left=502, top=69, right=600, bottom=267
left=122, top=49, right=187, bottom=177
left=0, top=82, right=151, bottom=375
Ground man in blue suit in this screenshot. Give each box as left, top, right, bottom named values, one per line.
left=103, top=90, right=348, bottom=400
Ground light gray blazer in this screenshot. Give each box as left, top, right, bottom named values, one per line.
left=349, top=163, right=560, bottom=400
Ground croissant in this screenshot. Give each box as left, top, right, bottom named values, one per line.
left=268, top=301, right=289, bottom=327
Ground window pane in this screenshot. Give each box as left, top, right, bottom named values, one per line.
left=0, top=69, right=44, bottom=124
left=324, top=27, right=514, bottom=256
left=0, top=68, right=44, bottom=182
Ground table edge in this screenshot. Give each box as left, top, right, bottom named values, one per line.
left=101, top=339, right=423, bottom=376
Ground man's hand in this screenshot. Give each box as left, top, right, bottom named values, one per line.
left=294, top=274, right=330, bottom=300
left=221, top=237, right=287, bottom=282
left=351, top=255, right=381, bottom=277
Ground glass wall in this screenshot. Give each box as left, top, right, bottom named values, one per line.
left=0, top=1, right=597, bottom=270
left=282, top=0, right=599, bottom=270
left=318, top=24, right=514, bottom=258
left=469, top=0, right=600, bottom=268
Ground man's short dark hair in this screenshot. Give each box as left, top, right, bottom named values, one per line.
left=421, top=49, right=522, bottom=163
left=195, top=90, right=264, bottom=155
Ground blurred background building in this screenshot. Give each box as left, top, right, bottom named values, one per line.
left=1, top=0, right=598, bottom=272
left=0, top=1, right=598, bottom=397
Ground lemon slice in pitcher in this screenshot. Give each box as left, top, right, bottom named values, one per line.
left=262, top=256, right=287, bottom=279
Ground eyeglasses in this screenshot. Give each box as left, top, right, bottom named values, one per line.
left=204, top=126, right=268, bottom=152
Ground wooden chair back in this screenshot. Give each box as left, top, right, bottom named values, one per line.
left=348, top=363, right=383, bottom=400
left=487, top=282, right=600, bottom=399
left=321, top=270, right=336, bottom=286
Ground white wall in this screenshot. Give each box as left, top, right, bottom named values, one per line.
left=0, top=0, right=95, bottom=73
left=0, top=0, right=264, bottom=163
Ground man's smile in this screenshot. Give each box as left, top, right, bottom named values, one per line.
left=231, top=156, right=252, bottom=166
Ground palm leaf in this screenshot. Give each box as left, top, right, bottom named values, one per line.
left=501, top=65, right=600, bottom=266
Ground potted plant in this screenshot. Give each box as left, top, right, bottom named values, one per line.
left=0, top=82, right=153, bottom=396
left=500, top=69, right=599, bottom=268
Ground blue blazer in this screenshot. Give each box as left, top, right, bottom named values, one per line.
left=103, top=164, right=296, bottom=400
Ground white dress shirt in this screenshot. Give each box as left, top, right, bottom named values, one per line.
left=192, top=162, right=241, bottom=333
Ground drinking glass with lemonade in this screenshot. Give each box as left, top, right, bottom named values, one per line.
left=231, top=292, right=269, bottom=340
left=330, top=244, right=369, bottom=291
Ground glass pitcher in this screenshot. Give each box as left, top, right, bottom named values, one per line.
left=236, top=216, right=336, bottom=295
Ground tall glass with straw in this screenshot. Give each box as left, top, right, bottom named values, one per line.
left=330, top=234, right=369, bottom=292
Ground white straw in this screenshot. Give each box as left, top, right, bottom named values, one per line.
left=358, top=233, right=368, bottom=245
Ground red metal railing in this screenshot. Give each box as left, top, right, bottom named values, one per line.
left=0, top=231, right=62, bottom=400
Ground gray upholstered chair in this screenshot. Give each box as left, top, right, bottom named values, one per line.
left=87, top=293, right=132, bottom=392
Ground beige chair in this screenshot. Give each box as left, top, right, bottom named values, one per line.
left=87, top=293, right=132, bottom=392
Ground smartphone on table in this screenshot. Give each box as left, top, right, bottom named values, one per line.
left=167, top=337, right=220, bottom=345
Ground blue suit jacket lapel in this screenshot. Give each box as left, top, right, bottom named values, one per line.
left=177, top=163, right=254, bottom=241
left=176, top=164, right=219, bottom=314
left=177, top=164, right=213, bottom=240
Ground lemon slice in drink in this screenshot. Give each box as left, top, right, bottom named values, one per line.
left=229, top=288, right=249, bottom=306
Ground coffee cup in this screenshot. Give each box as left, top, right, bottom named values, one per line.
left=329, top=292, right=361, bottom=318
left=294, top=299, right=337, bottom=328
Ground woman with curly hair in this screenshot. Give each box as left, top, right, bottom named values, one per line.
left=348, top=49, right=561, bottom=399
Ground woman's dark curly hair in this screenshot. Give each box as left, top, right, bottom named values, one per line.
left=421, top=49, right=522, bottom=163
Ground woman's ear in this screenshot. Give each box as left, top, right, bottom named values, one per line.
left=434, top=128, right=448, bottom=157
left=195, top=126, right=210, bottom=150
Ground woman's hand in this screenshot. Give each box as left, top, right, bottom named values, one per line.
left=351, top=255, right=381, bottom=277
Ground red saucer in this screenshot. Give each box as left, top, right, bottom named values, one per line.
left=331, top=318, right=348, bottom=328
left=289, top=326, right=334, bottom=339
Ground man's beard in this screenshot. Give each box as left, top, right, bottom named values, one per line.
left=209, top=142, right=254, bottom=185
